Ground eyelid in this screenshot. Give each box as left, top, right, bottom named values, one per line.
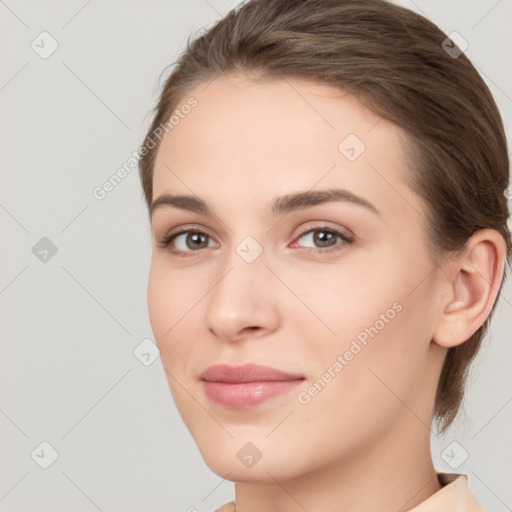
left=156, top=223, right=215, bottom=242
left=291, top=221, right=354, bottom=243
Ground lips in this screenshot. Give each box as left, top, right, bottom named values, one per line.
left=200, top=363, right=305, bottom=408
left=200, top=363, right=304, bottom=383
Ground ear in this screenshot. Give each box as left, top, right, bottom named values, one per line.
left=432, top=229, right=507, bottom=348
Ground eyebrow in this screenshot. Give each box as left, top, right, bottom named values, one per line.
left=150, top=188, right=380, bottom=219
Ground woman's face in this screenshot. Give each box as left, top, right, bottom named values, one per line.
left=148, top=74, right=447, bottom=481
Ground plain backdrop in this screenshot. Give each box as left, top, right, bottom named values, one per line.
left=1, top=1, right=511, bottom=511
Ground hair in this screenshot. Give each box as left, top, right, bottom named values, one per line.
left=138, top=0, right=511, bottom=432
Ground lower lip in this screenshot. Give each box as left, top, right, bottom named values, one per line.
left=202, top=380, right=303, bottom=408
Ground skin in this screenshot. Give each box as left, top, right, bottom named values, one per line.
left=147, top=73, right=506, bottom=512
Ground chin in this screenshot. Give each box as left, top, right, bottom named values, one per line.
left=191, top=432, right=315, bottom=483
left=201, top=453, right=292, bottom=483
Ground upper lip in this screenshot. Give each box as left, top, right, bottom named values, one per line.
left=200, top=363, right=305, bottom=383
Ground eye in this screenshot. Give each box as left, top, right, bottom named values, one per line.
left=156, top=228, right=218, bottom=257
left=291, top=226, right=354, bottom=253
left=156, top=224, right=354, bottom=257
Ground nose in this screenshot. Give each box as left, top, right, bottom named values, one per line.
left=204, top=250, right=280, bottom=343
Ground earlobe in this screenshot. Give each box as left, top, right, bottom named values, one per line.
left=432, top=229, right=506, bottom=348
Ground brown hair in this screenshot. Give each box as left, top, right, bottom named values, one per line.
left=138, top=0, right=511, bottom=432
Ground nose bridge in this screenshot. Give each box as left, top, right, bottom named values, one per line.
left=204, top=237, right=278, bottom=340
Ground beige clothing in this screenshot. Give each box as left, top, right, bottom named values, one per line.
left=214, top=473, right=484, bottom=511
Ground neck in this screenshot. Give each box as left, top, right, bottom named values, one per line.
left=233, top=418, right=441, bottom=512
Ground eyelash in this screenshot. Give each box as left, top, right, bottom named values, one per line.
left=156, top=225, right=354, bottom=258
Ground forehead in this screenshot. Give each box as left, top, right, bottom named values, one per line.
left=152, top=73, right=418, bottom=222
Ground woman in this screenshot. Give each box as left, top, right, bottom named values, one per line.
left=138, top=0, right=510, bottom=510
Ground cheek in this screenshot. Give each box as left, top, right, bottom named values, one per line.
left=291, top=299, right=429, bottom=458
left=286, top=259, right=395, bottom=338
left=299, top=255, right=435, bottom=395
left=147, top=258, right=214, bottom=391
left=147, top=262, right=170, bottom=340
left=147, top=260, right=192, bottom=352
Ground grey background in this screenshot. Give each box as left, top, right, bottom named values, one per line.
left=1, top=1, right=511, bottom=511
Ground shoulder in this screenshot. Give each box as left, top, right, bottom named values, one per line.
left=410, top=473, right=485, bottom=512
left=214, top=501, right=236, bottom=512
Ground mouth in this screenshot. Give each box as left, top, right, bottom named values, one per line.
left=199, top=363, right=305, bottom=408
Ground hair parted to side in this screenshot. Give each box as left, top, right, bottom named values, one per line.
left=138, top=0, right=511, bottom=432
